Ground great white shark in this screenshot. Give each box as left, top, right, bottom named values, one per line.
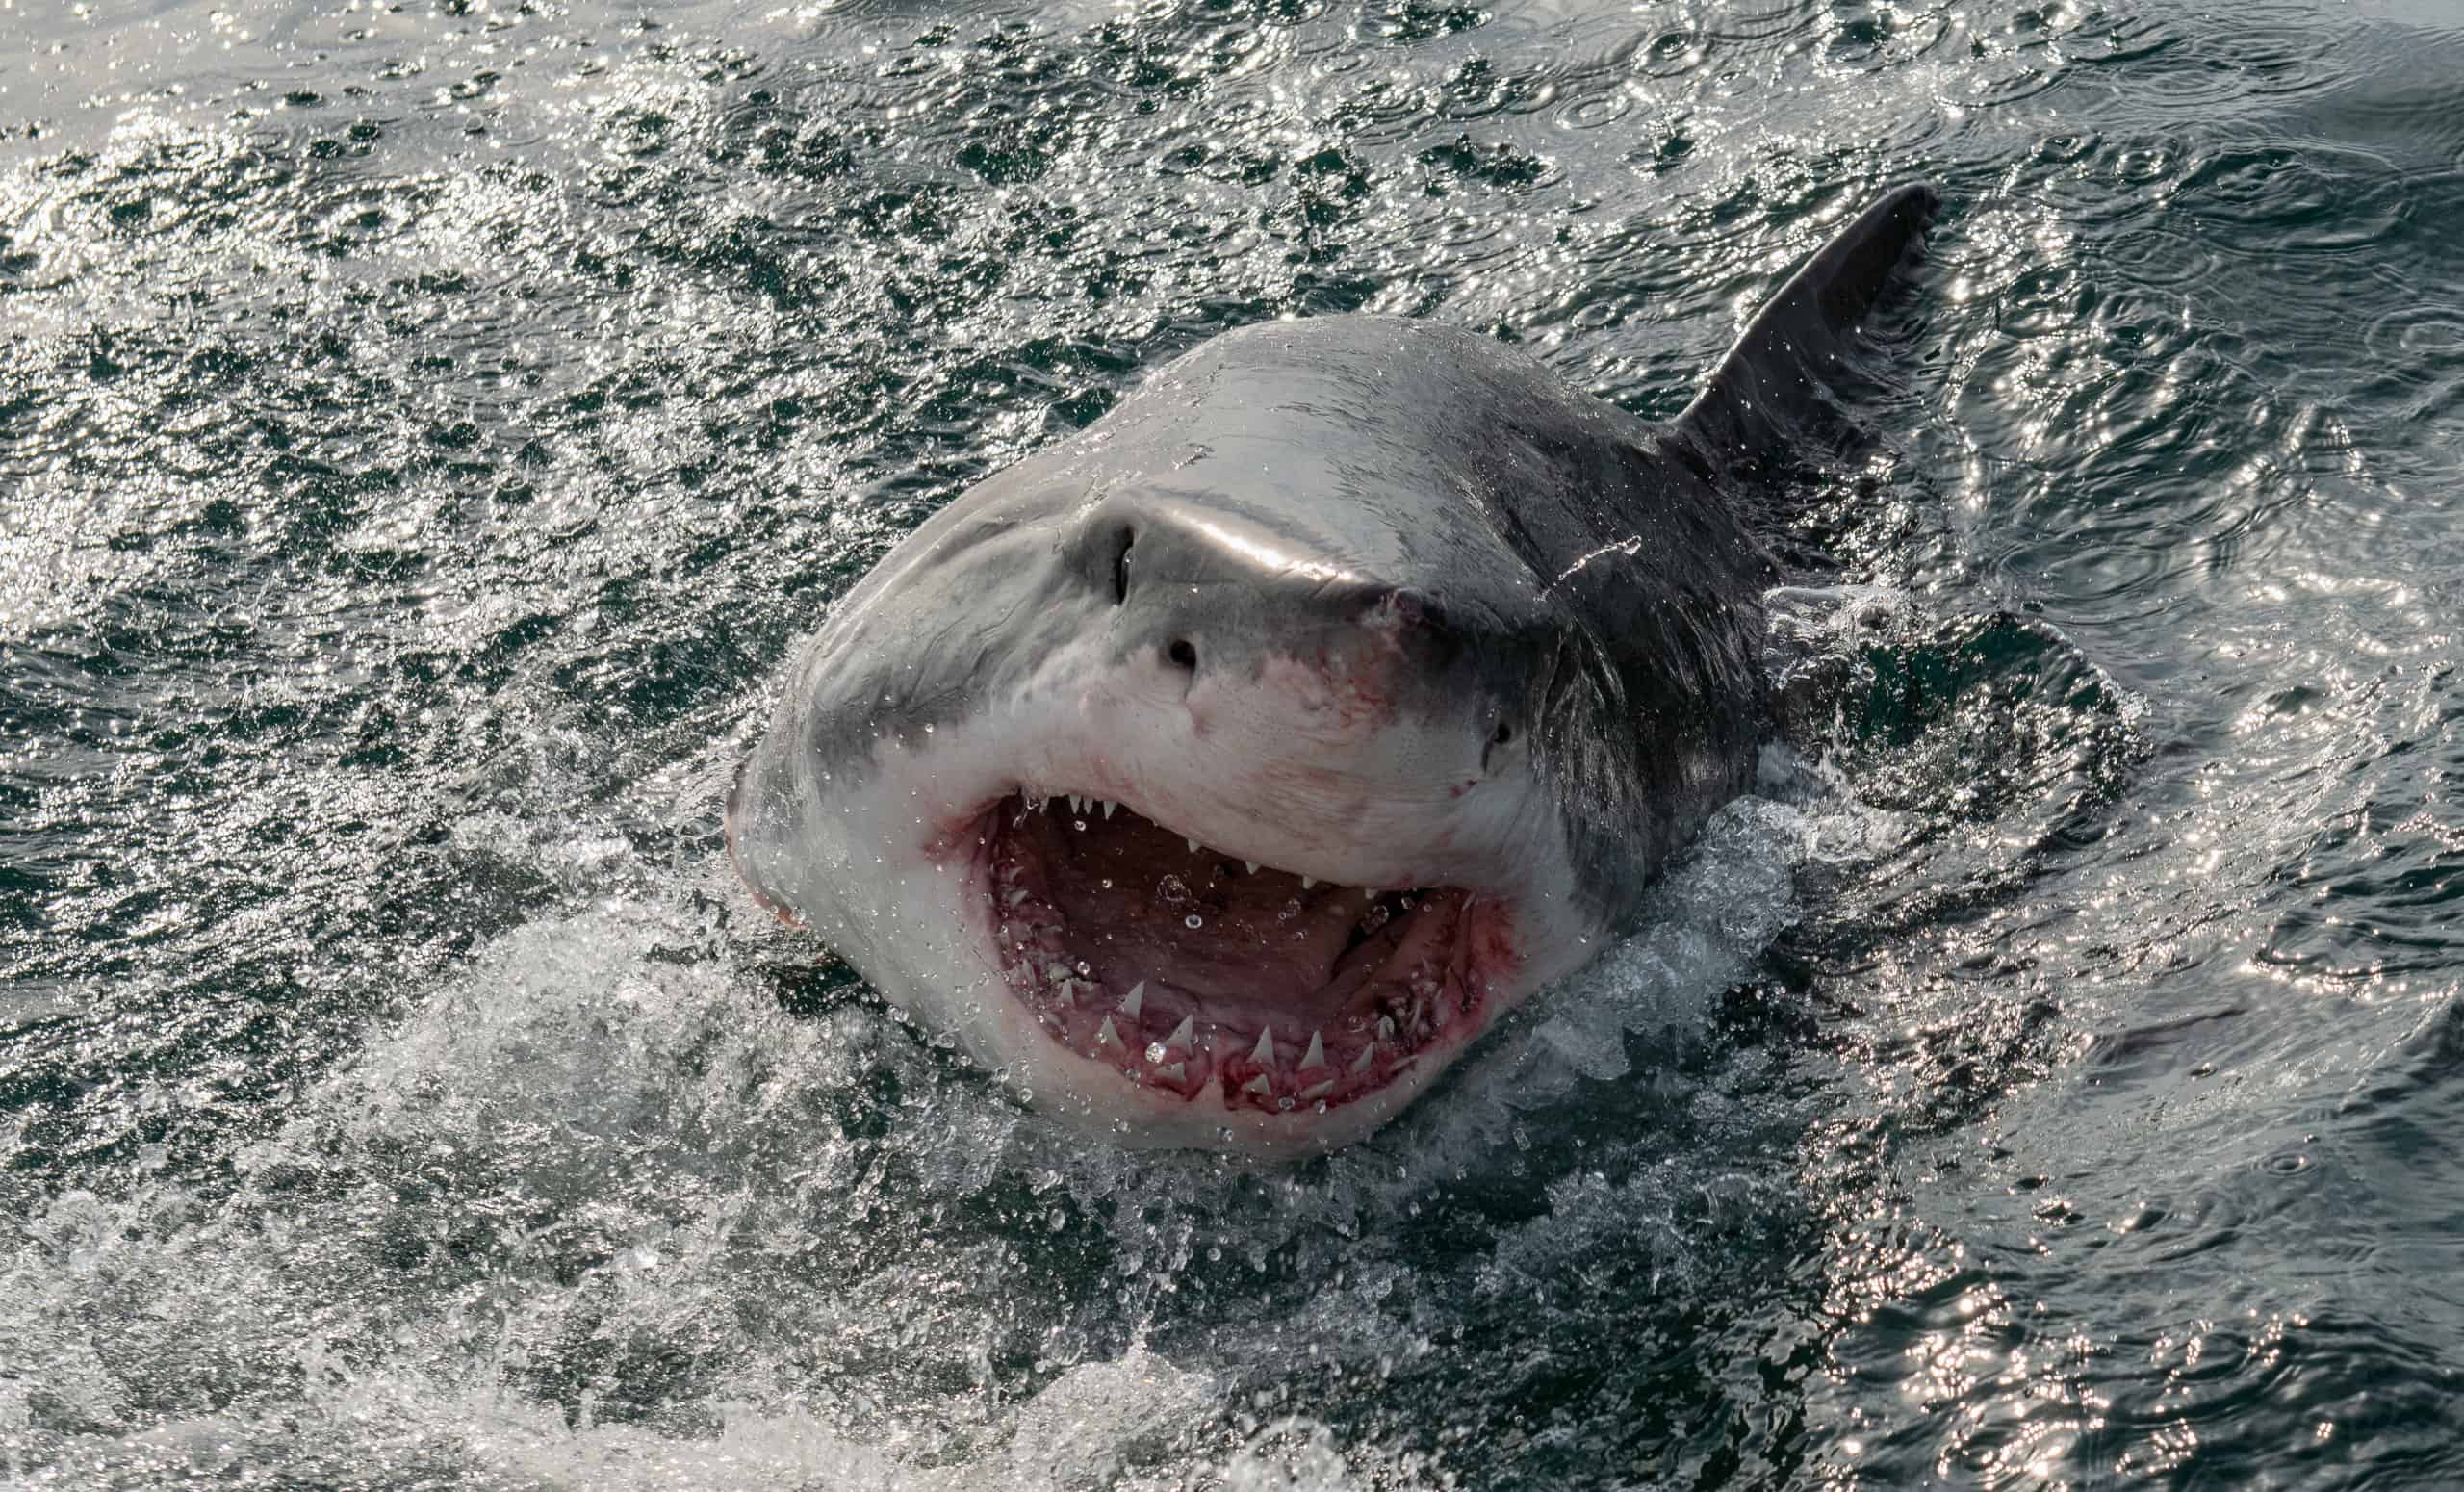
left=730, top=183, right=1940, bottom=1154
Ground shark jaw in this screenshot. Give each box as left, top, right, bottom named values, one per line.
left=970, top=786, right=1520, bottom=1129
left=729, top=723, right=1582, bottom=1155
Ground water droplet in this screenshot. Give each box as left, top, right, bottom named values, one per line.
left=1144, top=1042, right=1167, bottom=1063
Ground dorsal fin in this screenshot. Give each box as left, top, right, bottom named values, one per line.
left=1672, top=183, right=1939, bottom=469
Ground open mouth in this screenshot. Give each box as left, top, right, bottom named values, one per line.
left=973, top=789, right=1507, bottom=1114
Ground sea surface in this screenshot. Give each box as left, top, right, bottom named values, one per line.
left=4, top=0, right=2462, bottom=1486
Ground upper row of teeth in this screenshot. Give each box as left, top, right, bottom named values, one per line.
left=1043, top=795, right=1316, bottom=887
left=1056, top=793, right=1119, bottom=822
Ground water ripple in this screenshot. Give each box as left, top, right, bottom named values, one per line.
left=5, top=0, right=2464, bottom=1487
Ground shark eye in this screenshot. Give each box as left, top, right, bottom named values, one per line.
left=1491, top=720, right=1515, bottom=747
left=1110, top=528, right=1135, bottom=606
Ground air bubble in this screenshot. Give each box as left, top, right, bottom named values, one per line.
left=1100, top=878, right=1114, bottom=889
left=1279, top=899, right=1301, bottom=921
left=1144, top=1042, right=1167, bottom=1063
left=1185, top=913, right=1204, bottom=929
left=1158, top=876, right=1190, bottom=907
left=1075, top=961, right=1091, bottom=975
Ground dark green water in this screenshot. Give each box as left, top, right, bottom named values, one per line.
left=5, top=0, right=2463, bottom=1485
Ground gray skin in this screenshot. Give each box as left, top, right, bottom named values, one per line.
left=732, top=184, right=1938, bottom=1152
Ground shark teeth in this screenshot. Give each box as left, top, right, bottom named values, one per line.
left=1298, top=1079, right=1334, bottom=1101
left=1299, top=1030, right=1325, bottom=1071
left=1156, top=1061, right=1185, bottom=1081
left=1244, top=862, right=1259, bottom=875
left=1117, top=981, right=1144, bottom=1018
left=1300, top=876, right=1316, bottom=889
left=1376, top=1016, right=1397, bottom=1042
left=1101, top=799, right=1116, bottom=819
left=1242, top=1073, right=1272, bottom=1096
left=1249, top=1028, right=1274, bottom=1067
left=1164, top=1015, right=1194, bottom=1052
left=1095, top=1015, right=1121, bottom=1048
left=1350, top=1042, right=1376, bottom=1073
left=1186, top=836, right=1202, bottom=856
left=1069, top=793, right=1086, bottom=815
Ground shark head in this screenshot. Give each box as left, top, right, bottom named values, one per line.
left=729, top=316, right=1784, bottom=1153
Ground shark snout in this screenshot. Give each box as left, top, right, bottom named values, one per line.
left=1052, top=581, right=1525, bottom=896
left=1083, top=495, right=1474, bottom=719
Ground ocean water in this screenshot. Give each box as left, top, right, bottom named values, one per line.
left=4, top=0, right=2462, bottom=1486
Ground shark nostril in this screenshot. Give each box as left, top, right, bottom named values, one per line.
left=1167, top=638, right=1197, bottom=671
left=1110, top=527, right=1135, bottom=606
left=1482, top=716, right=1519, bottom=772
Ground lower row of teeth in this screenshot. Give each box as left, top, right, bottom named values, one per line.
left=1031, top=967, right=1449, bottom=1105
